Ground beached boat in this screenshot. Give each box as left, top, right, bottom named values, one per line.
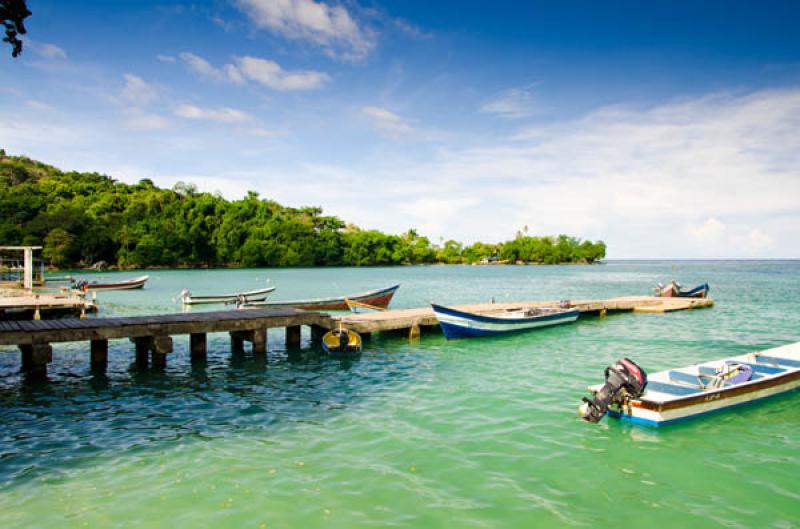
left=73, top=275, right=149, bottom=291
left=242, top=284, right=400, bottom=311
left=580, top=342, right=800, bottom=426
left=345, top=298, right=387, bottom=313
left=322, top=328, right=362, bottom=356
left=654, top=281, right=709, bottom=298
left=177, top=286, right=276, bottom=306
left=431, top=304, right=580, bottom=339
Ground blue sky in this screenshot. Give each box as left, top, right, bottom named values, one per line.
left=2, top=0, right=800, bottom=257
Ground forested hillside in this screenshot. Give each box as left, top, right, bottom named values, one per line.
left=0, top=151, right=606, bottom=268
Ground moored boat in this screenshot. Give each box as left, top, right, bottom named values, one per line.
left=431, top=303, right=580, bottom=340
left=345, top=298, right=387, bottom=313
left=177, top=286, right=276, bottom=305
left=654, top=280, right=709, bottom=298
left=321, top=328, right=362, bottom=356
left=73, top=275, right=149, bottom=291
left=242, top=284, right=399, bottom=311
left=580, top=341, right=800, bottom=426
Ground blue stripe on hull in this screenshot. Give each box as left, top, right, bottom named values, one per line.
left=608, top=385, right=800, bottom=427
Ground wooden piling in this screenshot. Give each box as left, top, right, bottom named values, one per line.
left=19, top=342, right=52, bottom=377
left=286, top=325, right=301, bottom=348
left=230, top=331, right=245, bottom=354
left=133, top=337, right=151, bottom=366
left=310, top=325, right=326, bottom=343
left=90, top=339, right=108, bottom=370
left=151, top=336, right=172, bottom=368
left=190, top=333, right=207, bottom=360
left=252, top=329, right=267, bottom=355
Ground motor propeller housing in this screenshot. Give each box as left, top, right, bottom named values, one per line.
left=580, top=358, right=647, bottom=423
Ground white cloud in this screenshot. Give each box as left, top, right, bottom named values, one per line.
left=233, top=56, right=329, bottom=90
left=361, top=106, right=414, bottom=135
left=26, top=100, right=55, bottom=112
left=123, top=108, right=172, bottom=130
left=121, top=74, right=159, bottom=105
left=235, top=0, right=375, bottom=60
left=29, top=42, right=67, bottom=60
left=177, top=52, right=328, bottom=90
left=174, top=104, right=253, bottom=124
left=244, top=126, right=277, bottom=137
left=157, top=54, right=176, bottom=63
left=481, top=86, right=542, bottom=119
left=179, top=52, right=226, bottom=80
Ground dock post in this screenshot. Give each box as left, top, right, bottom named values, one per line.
left=190, top=333, right=207, bottom=360
left=599, top=308, right=607, bottom=319
left=286, top=325, right=301, bottom=348
left=230, top=331, right=245, bottom=354
left=19, top=342, right=52, bottom=378
left=252, top=329, right=268, bottom=355
left=409, top=322, right=421, bottom=340
left=90, top=339, right=109, bottom=370
left=310, top=325, right=326, bottom=343
left=133, top=337, right=151, bottom=366
left=151, top=336, right=172, bottom=369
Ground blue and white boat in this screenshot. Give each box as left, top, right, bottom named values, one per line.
left=431, top=304, right=580, bottom=339
left=581, top=341, right=800, bottom=427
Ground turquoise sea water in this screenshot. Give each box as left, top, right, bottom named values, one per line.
left=1, top=261, right=799, bottom=528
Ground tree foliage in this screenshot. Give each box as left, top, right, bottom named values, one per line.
left=0, top=152, right=606, bottom=268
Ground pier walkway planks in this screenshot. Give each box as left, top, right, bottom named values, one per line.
left=0, top=307, right=323, bottom=346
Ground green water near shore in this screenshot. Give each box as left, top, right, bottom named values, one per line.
left=1, top=261, right=799, bottom=528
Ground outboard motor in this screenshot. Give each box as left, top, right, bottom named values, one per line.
left=580, top=358, right=647, bottom=423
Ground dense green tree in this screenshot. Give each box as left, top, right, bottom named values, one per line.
left=1, top=0, right=31, bottom=57
left=0, top=153, right=606, bottom=268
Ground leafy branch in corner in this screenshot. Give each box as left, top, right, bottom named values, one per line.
left=1, top=0, right=31, bottom=58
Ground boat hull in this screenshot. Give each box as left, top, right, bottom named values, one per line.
left=83, top=275, right=149, bottom=291
left=432, top=304, right=579, bottom=340
left=321, top=329, right=362, bottom=356
left=247, top=284, right=399, bottom=311
left=605, top=342, right=800, bottom=426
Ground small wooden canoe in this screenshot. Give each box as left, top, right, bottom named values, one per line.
left=322, top=328, right=362, bottom=355
left=432, top=303, right=579, bottom=340
left=179, top=286, right=276, bottom=305
left=243, top=284, right=399, bottom=311
left=75, top=275, right=149, bottom=291
left=585, top=341, right=800, bottom=426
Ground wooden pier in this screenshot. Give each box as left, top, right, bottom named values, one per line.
left=0, top=307, right=324, bottom=377
left=0, top=295, right=712, bottom=378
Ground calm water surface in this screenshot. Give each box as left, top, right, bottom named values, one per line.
left=1, top=261, right=799, bottom=528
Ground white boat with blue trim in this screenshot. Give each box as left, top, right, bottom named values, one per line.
left=580, top=341, right=800, bottom=427
left=431, top=303, right=580, bottom=339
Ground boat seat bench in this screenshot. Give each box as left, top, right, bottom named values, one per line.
left=754, top=355, right=800, bottom=369
left=645, top=380, right=701, bottom=396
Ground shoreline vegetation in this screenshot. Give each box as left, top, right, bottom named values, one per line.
left=0, top=151, right=606, bottom=269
